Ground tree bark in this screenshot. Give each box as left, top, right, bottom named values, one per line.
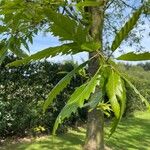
left=83, top=1, right=106, bottom=150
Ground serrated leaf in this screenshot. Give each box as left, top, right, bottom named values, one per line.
left=84, top=66, right=110, bottom=110
left=106, top=70, right=126, bottom=136
left=110, top=79, right=126, bottom=137
left=44, top=8, right=87, bottom=44
left=52, top=66, right=101, bottom=135
left=21, top=38, right=30, bottom=52
left=81, top=42, right=101, bottom=52
left=52, top=84, right=87, bottom=135
left=117, top=52, right=150, bottom=61
left=106, top=71, right=120, bottom=118
left=111, top=6, right=143, bottom=51
left=10, top=48, right=28, bottom=58
left=7, top=43, right=81, bottom=67
left=9, top=37, right=29, bottom=58
left=43, top=60, right=89, bottom=113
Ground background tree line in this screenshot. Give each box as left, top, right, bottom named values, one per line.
left=0, top=55, right=150, bottom=138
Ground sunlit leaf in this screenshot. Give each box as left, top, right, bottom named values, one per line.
left=117, top=52, right=150, bottom=61
left=44, top=8, right=87, bottom=44
left=111, top=6, right=143, bottom=51
left=81, top=42, right=101, bottom=52
left=106, top=70, right=126, bottom=136
left=7, top=43, right=82, bottom=67
left=76, top=1, right=103, bottom=8
left=43, top=60, right=90, bottom=113
left=52, top=66, right=101, bottom=135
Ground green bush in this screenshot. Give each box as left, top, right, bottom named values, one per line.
left=119, top=64, right=150, bottom=115
left=1, top=57, right=149, bottom=138
left=0, top=55, right=87, bottom=138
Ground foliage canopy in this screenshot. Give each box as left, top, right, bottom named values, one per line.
left=0, top=0, right=150, bottom=137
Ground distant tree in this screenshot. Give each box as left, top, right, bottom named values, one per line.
left=0, top=0, right=150, bottom=149
left=138, top=62, right=150, bottom=71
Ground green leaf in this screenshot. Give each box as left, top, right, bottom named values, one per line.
left=83, top=90, right=102, bottom=109
left=7, top=43, right=81, bottom=67
left=76, top=1, right=103, bottom=7
left=44, top=8, right=87, bottom=44
left=106, top=70, right=126, bottom=136
left=84, top=66, right=111, bottom=110
left=111, top=6, right=143, bottom=51
left=43, top=60, right=89, bottom=113
left=81, top=42, right=101, bottom=52
left=110, top=80, right=126, bottom=136
left=0, top=49, right=7, bottom=65
left=52, top=84, right=86, bottom=135
left=0, top=40, right=11, bottom=64
left=0, top=44, right=8, bottom=64
left=109, top=118, right=120, bottom=137
left=117, top=52, right=150, bottom=61
left=0, top=25, right=7, bottom=32
left=106, top=71, right=120, bottom=118
left=21, top=38, right=30, bottom=52
left=9, top=37, right=29, bottom=58
left=123, top=76, right=150, bottom=109
left=10, top=47, right=29, bottom=58
left=52, top=66, right=101, bottom=135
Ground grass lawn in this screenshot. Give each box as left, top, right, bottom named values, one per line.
left=0, top=111, right=150, bottom=150
left=106, top=111, right=150, bottom=150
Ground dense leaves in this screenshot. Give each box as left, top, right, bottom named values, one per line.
left=0, top=55, right=87, bottom=137
left=118, top=64, right=150, bottom=114
left=0, top=0, right=44, bottom=57
left=123, top=76, right=149, bottom=109
left=0, top=56, right=150, bottom=138
left=0, top=0, right=149, bottom=140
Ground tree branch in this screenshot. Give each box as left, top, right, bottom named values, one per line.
left=120, top=0, right=137, bottom=10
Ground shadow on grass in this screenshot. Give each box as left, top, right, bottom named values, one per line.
left=0, top=130, right=85, bottom=150
left=1, top=112, right=149, bottom=150
left=106, top=113, right=150, bottom=150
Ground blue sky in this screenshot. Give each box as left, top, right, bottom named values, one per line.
left=29, top=32, right=150, bottom=64
left=29, top=33, right=88, bottom=63
left=28, top=21, right=150, bottom=64
left=22, top=0, right=150, bottom=64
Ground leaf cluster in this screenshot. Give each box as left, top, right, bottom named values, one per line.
left=0, top=1, right=150, bottom=136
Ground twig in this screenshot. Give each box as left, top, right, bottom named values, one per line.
left=120, top=0, right=137, bottom=10
left=105, top=0, right=115, bottom=10
left=106, top=51, right=114, bottom=62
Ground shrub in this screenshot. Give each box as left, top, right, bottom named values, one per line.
left=119, top=64, right=150, bottom=115
left=0, top=55, right=87, bottom=138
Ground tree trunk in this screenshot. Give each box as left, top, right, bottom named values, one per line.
left=83, top=1, right=106, bottom=150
